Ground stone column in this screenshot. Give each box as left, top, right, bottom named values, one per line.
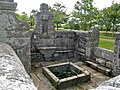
left=113, top=32, right=120, bottom=76
left=0, top=0, right=31, bottom=74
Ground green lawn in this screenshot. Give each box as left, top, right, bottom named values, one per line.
left=99, top=38, right=114, bottom=51
left=98, top=31, right=115, bottom=50
left=99, top=35, right=115, bottom=40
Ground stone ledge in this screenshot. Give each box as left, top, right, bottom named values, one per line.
left=85, top=61, right=112, bottom=76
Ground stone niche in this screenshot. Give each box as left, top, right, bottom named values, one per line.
left=0, top=0, right=31, bottom=73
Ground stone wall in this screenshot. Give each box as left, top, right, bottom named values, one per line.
left=31, top=29, right=99, bottom=61
left=31, top=30, right=75, bottom=61
left=113, top=32, right=120, bottom=76
left=94, top=47, right=114, bottom=69
left=0, top=42, right=37, bottom=90
left=75, top=29, right=99, bottom=61
left=0, top=0, right=31, bottom=73
left=54, top=30, right=75, bottom=60
left=55, top=30, right=75, bottom=50
left=75, top=31, right=89, bottom=60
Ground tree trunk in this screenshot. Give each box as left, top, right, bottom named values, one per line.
left=56, top=23, right=59, bottom=30
left=112, top=24, right=115, bottom=38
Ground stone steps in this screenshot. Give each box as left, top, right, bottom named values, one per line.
left=85, top=61, right=112, bottom=76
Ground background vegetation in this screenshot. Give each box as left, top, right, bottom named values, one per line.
left=16, top=0, right=120, bottom=50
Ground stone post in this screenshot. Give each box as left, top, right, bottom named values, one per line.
left=86, top=28, right=99, bottom=60
left=0, top=0, right=31, bottom=74
left=113, top=32, right=120, bottom=76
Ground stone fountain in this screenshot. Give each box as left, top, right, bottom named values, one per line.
left=33, top=3, right=57, bottom=60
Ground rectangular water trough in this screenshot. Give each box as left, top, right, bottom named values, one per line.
left=42, top=62, right=90, bottom=89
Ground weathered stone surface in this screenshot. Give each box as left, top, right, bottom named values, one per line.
left=113, top=32, right=120, bottom=76
left=31, top=28, right=99, bottom=61
left=96, top=75, right=120, bottom=90
left=75, top=31, right=88, bottom=59
left=34, top=3, right=54, bottom=36
left=75, top=29, right=99, bottom=61
left=86, top=61, right=112, bottom=76
left=95, top=47, right=114, bottom=61
left=0, top=1, right=17, bottom=11
left=0, top=0, right=31, bottom=73
left=31, top=3, right=56, bottom=60
left=96, top=58, right=106, bottom=66
left=88, top=28, right=99, bottom=58
left=55, top=30, right=75, bottom=50
left=0, top=43, right=37, bottom=90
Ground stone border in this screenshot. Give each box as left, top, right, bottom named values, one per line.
left=42, top=62, right=90, bottom=89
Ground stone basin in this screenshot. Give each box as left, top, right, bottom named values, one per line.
left=38, top=47, right=57, bottom=59
left=42, top=62, right=90, bottom=89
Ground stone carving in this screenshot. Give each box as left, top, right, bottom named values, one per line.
left=32, top=3, right=56, bottom=60
left=34, top=3, right=54, bottom=38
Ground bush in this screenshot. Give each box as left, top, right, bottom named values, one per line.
left=63, top=24, right=69, bottom=29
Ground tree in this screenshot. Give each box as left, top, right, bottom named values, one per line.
left=99, top=2, right=120, bottom=36
left=72, top=0, right=98, bottom=30
left=16, top=12, right=29, bottom=23
left=96, top=10, right=104, bottom=31
left=50, top=3, right=69, bottom=30
left=109, top=2, right=120, bottom=32
left=16, top=10, right=38, bottom=29
left=102, top=8, right=112, bottom=32
left=29, top=10, right=38, bottom=29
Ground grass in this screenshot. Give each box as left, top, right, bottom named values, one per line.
left=98, top=31, right=116, bottom=51
left=99, top=36, right=115, bottom=50
left=99, top=35, right=115, bottom=40
left=99, top=32, right=115, bottom=50
left=99, top=31, right=115, bottom=50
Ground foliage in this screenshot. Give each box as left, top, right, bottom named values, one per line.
left=49, top=3, right=69, bottom=30
left=16, top=1, right=120, bottom=32
left=29, top=10, right=38, bottom=29
left=72, top=0, right=98, bottom=30
left=16, top=12, right=29, bottom=23
left=16, top=10, right=38, bottom=29
left=97, top=2, right=120, bottom=33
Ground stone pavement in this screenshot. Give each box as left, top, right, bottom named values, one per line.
left=31, top=60, right=111, bottom=90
